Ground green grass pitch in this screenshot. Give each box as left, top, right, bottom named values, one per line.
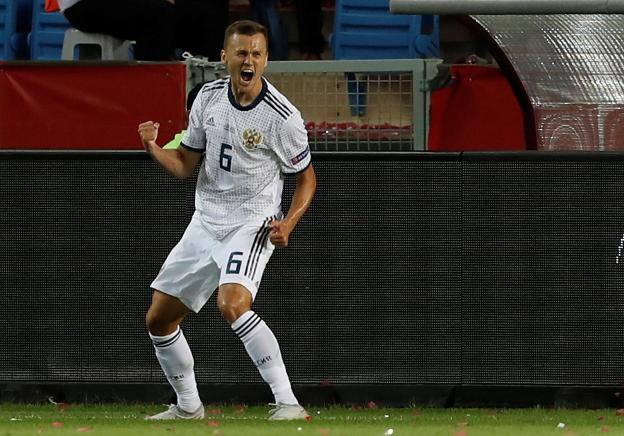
left=2, top=403, right=624, bottom=435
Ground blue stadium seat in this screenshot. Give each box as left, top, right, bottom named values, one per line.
left=0, top=0, right=11, bottom=59
left=0, top=0, right=32, bottom=59
left=29, top=0, right=70, bottom=60
left=331, top=0, right=440, bottom=115
left=331, top=0, right=440, bottom=60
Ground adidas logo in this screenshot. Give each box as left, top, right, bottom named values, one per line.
left=207, top=116, right=215, bottom=127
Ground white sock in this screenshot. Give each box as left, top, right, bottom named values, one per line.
left=232, top=311, right=299, bottom=405
left=150, top=327, right=202, bottom=412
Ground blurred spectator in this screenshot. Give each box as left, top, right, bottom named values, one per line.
left=58, top=0, right=227, bottom=61
left=295, top=0, right=324, bottom=60
left=248, top=0, right=289, bottom=60
left=175, top=0, right=228, bottom=61
left=248, top=0, right=326, bottom=60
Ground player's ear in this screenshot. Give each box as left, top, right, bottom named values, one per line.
left=220, top=49, right=226, bottom=63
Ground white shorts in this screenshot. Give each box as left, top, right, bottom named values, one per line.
left=151, top=212, right=277, bottom=313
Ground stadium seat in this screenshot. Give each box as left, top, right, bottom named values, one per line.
left=331, top=0, right=440, bottom=115
left=29, top=0, right=71, bottom=60
left=331, top=0, right=440, bottom=60
left=0, top=0, right=13, bottom=59
left=0, top=0, right=32, bottom=60
left=61, top=28, right=131, bottom=60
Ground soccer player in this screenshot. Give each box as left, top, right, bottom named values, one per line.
left=137, top=20, right=316, bottom=421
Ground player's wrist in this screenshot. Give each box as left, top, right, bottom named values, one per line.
left=282, top=218, right=296, bottom=233
left=144, top=141, right=157, bottom=155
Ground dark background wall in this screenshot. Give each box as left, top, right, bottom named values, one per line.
left=1, top=151, right=623, bottom=407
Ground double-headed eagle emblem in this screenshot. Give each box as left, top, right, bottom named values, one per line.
left=242, top=128, right=262, bottom=151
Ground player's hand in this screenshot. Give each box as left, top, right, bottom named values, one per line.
left=138, top=121, right=160, bottom=151
left=268, top=219, right=294, bottom=248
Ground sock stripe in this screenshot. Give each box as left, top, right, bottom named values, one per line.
left=233, top=312, right=259, bottom=335
left=234, top=313, right=264, bottom=339
left=153, top=329, right=182, bottom=348
left=237, top=316, right=263, bottom=340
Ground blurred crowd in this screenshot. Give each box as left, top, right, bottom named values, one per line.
left=58, top=0, right=333, bottom=61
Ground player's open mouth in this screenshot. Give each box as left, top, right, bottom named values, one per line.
left=241, top=70, right=254, bottom=82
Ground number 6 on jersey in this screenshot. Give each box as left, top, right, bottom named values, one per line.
left=220, top=143, right=233, bottom=172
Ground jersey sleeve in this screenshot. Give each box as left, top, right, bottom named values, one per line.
left=181, top=89, right=206, bottom=151
left=273, top=111, right=311, bottom=174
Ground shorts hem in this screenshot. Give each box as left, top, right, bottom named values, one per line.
left=150, top=284, right=203, bottom=314
left=219, top=275, right=258, bottom=300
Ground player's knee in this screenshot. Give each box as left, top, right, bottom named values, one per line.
left=217, top=285, right=252, bottom=324
left=217, top=300, right=238, bottom=324
left=217, top=299, right=250, bottom=324
left=145, top=307, right=174, bottom=335
left=145, top=308, right=159, bottom=332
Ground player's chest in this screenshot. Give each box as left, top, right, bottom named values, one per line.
left=203, top=109, right=272, bottom=154
left=202, top=109, right=275, bottom=174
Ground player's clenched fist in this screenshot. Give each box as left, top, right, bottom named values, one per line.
left=269, top=220, right=293, bottom=248
left=138, top=121, right=160, bottom=150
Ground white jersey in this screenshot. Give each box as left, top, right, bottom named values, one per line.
left=182, top=77, right=311, bottom=239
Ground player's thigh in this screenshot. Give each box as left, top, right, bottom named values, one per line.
left=215, top=218, right=276, bottom=301
left=148, top=290, right=190, bottom=322
left=151, top=214, right=221, bottom=313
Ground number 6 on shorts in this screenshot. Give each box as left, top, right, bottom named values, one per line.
left=226, top=251, right=244, bottom=274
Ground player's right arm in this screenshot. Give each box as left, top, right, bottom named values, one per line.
left=138, top=121, right=202, bottom=180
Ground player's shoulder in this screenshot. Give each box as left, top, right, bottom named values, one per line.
left=262, top=79, right=301, bottom=122
left=201, top=77, right=228, bottom=91
left=192, top=77, right=228, bottom=110
left=200, top=77, right=229, bottom=97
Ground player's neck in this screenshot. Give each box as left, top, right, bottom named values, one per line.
left=231, top=82, right=262, bottom=107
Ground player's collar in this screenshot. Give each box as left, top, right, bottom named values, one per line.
left=228, top=77, right=268, bottom=111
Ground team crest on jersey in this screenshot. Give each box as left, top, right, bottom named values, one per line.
left=242, top=128, right=262, bottom=151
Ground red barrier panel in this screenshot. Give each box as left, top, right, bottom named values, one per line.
left=0, top=62, right=186, bottom=149
left=428, top=65, right=526, bottom=151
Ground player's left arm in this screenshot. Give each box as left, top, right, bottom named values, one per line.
left=269, top=164, right=316, bottom=248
